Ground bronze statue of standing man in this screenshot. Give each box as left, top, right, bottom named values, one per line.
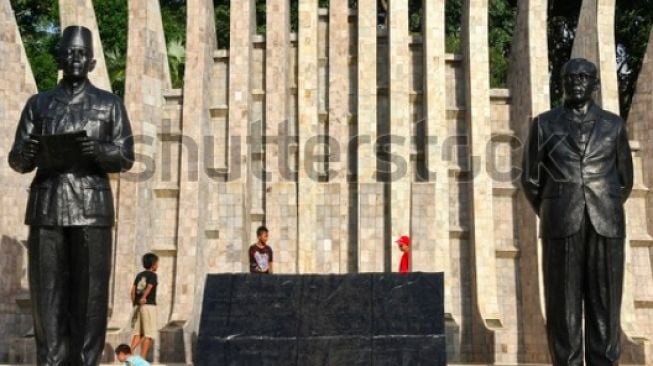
left=8, top=26, right=134, bottom=365
left=522, top=58, right=633, bottom=365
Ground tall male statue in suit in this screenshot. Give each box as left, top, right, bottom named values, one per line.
left=8, top=26, right=134, bottom=365
left=521, top=58, right=633, bottom=365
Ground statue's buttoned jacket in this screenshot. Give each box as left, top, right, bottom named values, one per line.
left=8, top=81, right=134, bottom=227
left=521, top=103, right=633, bottom=239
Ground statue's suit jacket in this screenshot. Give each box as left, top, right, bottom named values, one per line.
left=8, top=81, right=134, bottom=227
left=521, top=103, right=633, bottom=239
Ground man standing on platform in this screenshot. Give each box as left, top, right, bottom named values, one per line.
left=8, top=26, right=134, bottom=365
left=521, top=58, right=633, bottom=366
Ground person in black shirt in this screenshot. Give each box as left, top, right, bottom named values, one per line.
left=249, top=226, right=273, bottom=274
left=130, top=253, right=159, bottom=359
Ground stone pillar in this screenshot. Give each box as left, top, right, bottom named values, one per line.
left=229, top=0, right=257, bottom=249
left=630, top=30, right=653, bottom=242
left=462, top=0, right=502, bottom=326
left=571, top=0, right=619, bottom=113
left=171, top=0, right=216, bottom=362
left=357, top=0, right=383, bottom=272
left=112, top=0, right=172, bottom=347
left=0, top=0, right=37, bottom=358
left=620, top=142, right=653, bottom=364
left=623, top=26, right=653, bottom=364
left=58, top=0, right=111, bottom=91
left=328, top=0, right=350, bottom=273
left=0, top=0, right=36, bottom=238
left=508, top=0, right=550, bottom=362
left=297, top=0, right=319, bottom=273
left=420, top=0, right=451, bottom=304
left=265, top=0, right=297, bottom=274
left=388, top=0, right=411, bottom=272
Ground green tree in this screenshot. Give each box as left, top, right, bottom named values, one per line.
left=10, top=0, right=653, bottom=118
left=161, top=0, right=187, bottom=88
left=10, top=0, right=59, bottom=91
left=167, top=38, right=186, bottom=88
left=615, top=0, right=653, bottom=118
left=548, top=2, right=580, bottom=107
left=488, top=0, right=516, bottom=88
left=441, top=0, right=516, bottom=88
left=93, top=0, right=128, bottom=95
left=215, top=0, right=230, bottom=47
left=105, top=48, right=125, bottom=97
left=445, top=0, right=462, bottom=54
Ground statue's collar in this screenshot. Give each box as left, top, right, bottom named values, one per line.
left=563, top=101, right=600, bottom=123
left=53, top=79, right=92, bottom=104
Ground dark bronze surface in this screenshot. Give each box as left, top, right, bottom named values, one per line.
left=8, top=25, right=134, bottom=366
left=521, top=58, right=633, bottom=365
left=196, top=273, right=445, bottom=366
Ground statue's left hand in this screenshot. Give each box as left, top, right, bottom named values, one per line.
left=77, top=136, right=101, bottom=158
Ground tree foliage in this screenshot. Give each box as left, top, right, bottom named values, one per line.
left=10, top=0, right=59, bottom=90
left=10, top=0, right=653, bottom=117
left=161, top=0, right=187, bottom=88
left=548, top=5, right=579, bottom=107
left=615, top=0, right=653, bottom=118
left=94, top=0, right=127, bottom=95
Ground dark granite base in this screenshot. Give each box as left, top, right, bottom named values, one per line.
left=197, top=273, right=445, bottom=366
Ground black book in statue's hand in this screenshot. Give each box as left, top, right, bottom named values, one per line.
left=30, top=131, right=91, bottom=170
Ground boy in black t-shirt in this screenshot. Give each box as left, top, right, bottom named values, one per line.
left=249, top=226, right=273, bottom=273
left=130, top=253, right=159, bottom=359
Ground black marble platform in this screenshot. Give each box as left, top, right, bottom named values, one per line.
left=196, top=272, right=445, bottom=366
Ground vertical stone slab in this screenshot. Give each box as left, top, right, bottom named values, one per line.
left=212, top=182, right=245, bottom=273
left=420, top=0, right=451, bottom=296
left=298, top=0, right=319, bottom=273
left=462, top=0, right=502, bottom=325
left=0, top=0, right=37, bottom=356
left=388, top=0, right=411, bottom=271
left=171, top=1, right=216, bottom=361
left=229, top=0, right=256, bottom=248
left=357, top=0, right=383, bottom=272
left=620, top=142, right=653, bottom=364
left=112, top=0, right=172, bottom=335
left=571, top=0, right=619, bottom=113
left=0, top=0, right=36, bottom=241
left=630, top=30, right=653, bottom=196
left=624, top=27, right=653, bottom=364
left=328, top=0, right=349, bottom=273
left=508, top=0, right=550, bottom=362
left=58, top=0, right=111, bottom=91
left=265, top=0, right=297, bottom=274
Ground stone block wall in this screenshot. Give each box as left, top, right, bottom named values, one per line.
left=0, top=0, right=37, bottom=361
left=1, top=0, right=652, bottom=364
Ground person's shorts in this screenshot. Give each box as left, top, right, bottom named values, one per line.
left=132, top=305, right=157, bottom=339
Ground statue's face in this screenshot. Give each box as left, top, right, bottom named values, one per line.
left=562, top=62, right=598, bottom=105
left=60, top=42, right=95, bottom=80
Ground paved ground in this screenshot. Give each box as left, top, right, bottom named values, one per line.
left=0, top=364, right=640, bottom=366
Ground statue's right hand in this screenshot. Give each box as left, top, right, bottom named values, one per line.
left=21, top=138, right=39, bottom=162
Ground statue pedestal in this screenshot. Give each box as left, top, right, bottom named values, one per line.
left=9, top=337, right=35, bottom=365
left=196, top=273, right=446, bottom=365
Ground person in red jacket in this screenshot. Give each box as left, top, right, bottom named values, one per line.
left=396, top=236, right=410, bottom=273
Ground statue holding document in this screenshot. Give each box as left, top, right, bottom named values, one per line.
left=8, top=26, right=134, bottom=365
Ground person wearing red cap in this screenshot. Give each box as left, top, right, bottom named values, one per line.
left=396, top=236, right=410, bottom=274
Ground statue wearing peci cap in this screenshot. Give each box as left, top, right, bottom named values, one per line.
left=8, top=26, right=134, bottom=365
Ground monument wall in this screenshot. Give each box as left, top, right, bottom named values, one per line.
left=0, top=0, right=652, bottom=364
